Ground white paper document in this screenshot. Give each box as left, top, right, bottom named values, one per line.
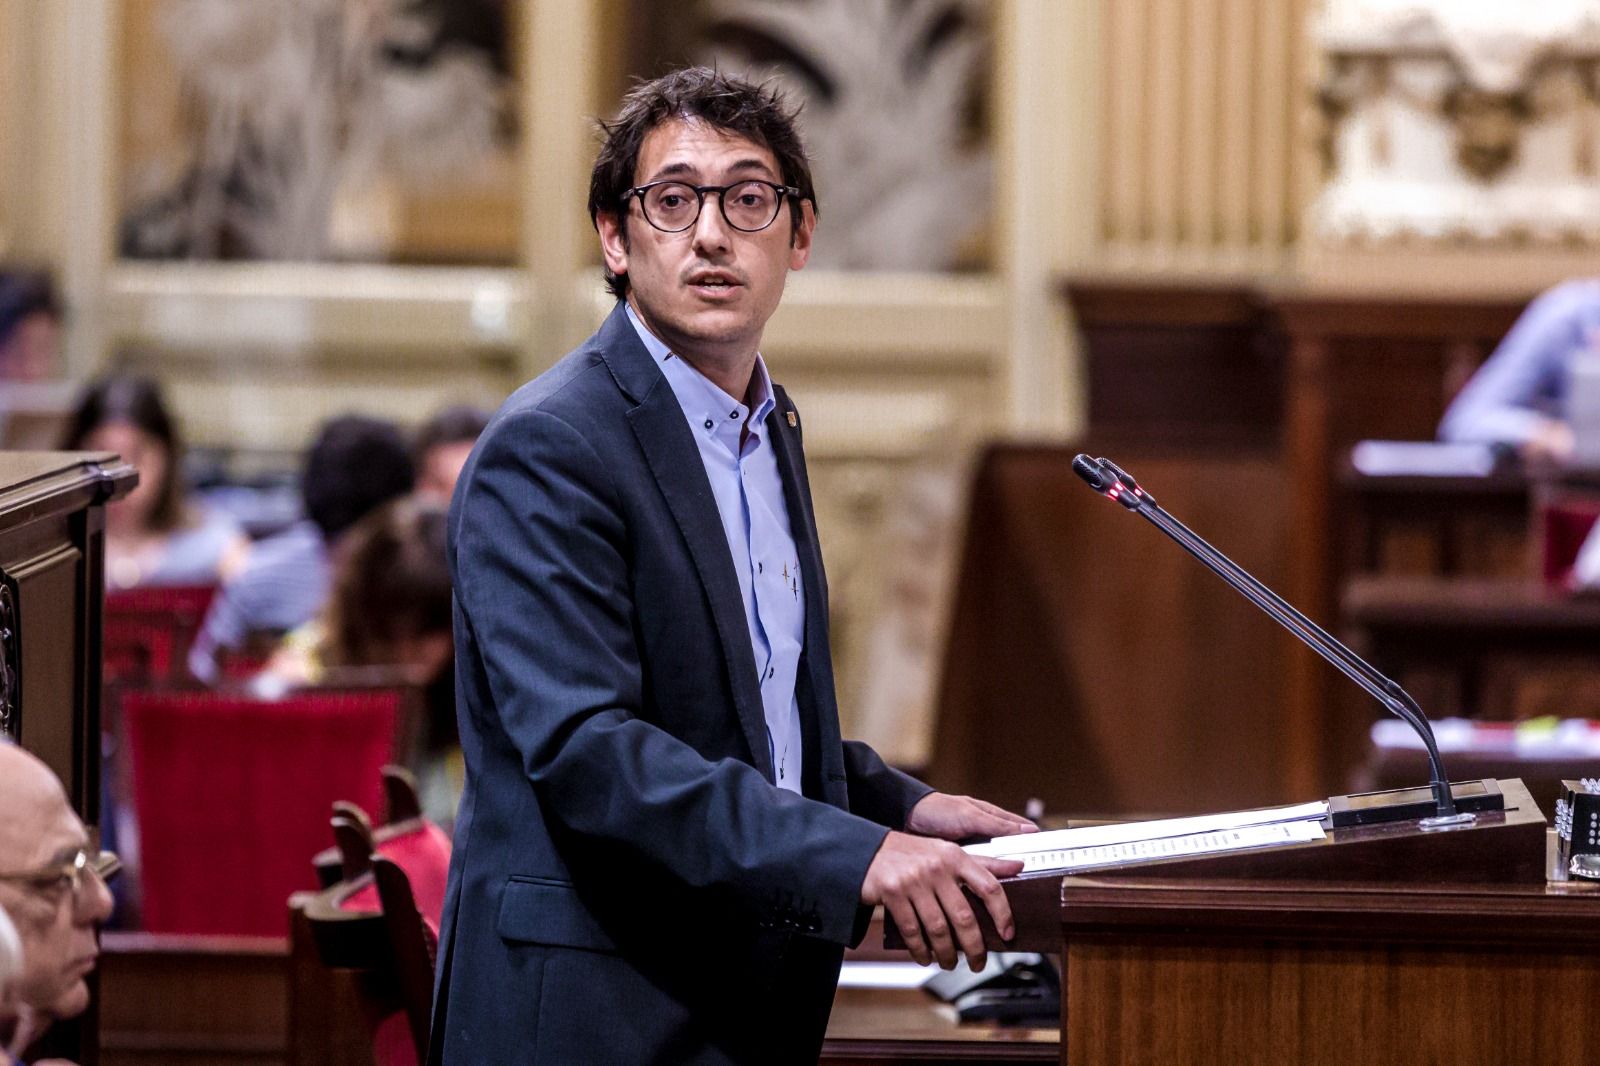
left=997, top=819, right=1326, bottom=875
left=966, top=799, right=1330, bottom=860
left=1348, top=440, right=1497, bottom=478
left=835, top=962, right=936, bottom=989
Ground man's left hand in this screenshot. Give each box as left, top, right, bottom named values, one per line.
left=905, top=792, right=1037, bottom=843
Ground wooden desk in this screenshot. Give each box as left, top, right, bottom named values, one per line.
left=1338, top=464, right=1531, bottom=578
left=1343, top=575, right=1600, bottom=719
left=823, top=986, right=1057, bottom=1064
left=98, top=933, right=288, bottom=1066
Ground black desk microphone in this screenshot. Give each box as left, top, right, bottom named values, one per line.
left=1072, top=453, right=1477, bottom=826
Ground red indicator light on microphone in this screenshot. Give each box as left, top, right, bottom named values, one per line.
left=1108, top=485, right=1121, bottom=499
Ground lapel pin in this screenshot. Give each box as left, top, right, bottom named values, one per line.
left=786, top=411, right=797, bottom=428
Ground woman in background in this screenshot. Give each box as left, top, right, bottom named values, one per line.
left=260, top=496, right=452, bottom=687
left=257, top=497, right=461, bottom=821
left=61, top=375, right=248, bottom=590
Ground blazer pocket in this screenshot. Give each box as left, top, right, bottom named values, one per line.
left=495, top=876, right=618, bottom=954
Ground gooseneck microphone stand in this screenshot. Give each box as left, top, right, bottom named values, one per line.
left=1071, top=453, right=1473, bottom=826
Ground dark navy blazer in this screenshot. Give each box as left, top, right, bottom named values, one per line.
left=428, top=304, right=931, bottom=1064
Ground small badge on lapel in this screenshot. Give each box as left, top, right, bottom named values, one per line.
left=786, top=411, right=797, bottom=428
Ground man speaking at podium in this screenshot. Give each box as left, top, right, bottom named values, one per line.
left=428, top=67, right=1034, bottom=1064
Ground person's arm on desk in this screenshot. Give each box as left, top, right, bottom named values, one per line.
left=1439, top=279, right=1598, bottom=461
left=861, top=792, right=1036, bottom=972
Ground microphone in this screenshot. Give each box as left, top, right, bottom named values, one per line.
left=1071, top=454, right=1472, bottom=826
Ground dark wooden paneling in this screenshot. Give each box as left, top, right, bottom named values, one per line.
left=1275, top=293, right=1529, bottom=795
left=0, top=452, right=134, bottom=1065
left=928, top=443, right=1292, bottom=818
left=1066, top=280, right=1283, bottom=450
left=97, top=934, right=288, bottom=1066
left=1052, top=282, right=1544, bottom=803
left=822, top=987, right=1057, bottom=1064
left=1066, top=935, right=1600, bottom=1066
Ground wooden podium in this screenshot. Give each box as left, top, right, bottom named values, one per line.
left=0, top=452, right=136, bottom=1065
left=947, top=779, right=1599, bottom=1065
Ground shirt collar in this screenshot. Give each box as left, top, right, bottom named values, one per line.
left=625, top=302, right=776, bottom=448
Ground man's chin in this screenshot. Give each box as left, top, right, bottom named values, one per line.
left=46, top=980, right=91, bottom=1020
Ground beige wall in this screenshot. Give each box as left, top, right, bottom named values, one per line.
left=1, top=1, right=1092, bottom=447
left=1, top=0, right=1557, bottom=729
left=1095, top=0, right=1314, bottom=278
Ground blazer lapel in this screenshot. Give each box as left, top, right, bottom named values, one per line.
left=612, top=320, right=774, bottom=782
left=764, top=390, right=846, bottom=802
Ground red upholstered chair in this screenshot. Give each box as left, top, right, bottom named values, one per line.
left=1537, top=493, right=1600, bottom=586
left=290, top=795, right=452, bottom=1066
left=103, top=585, right=217, bottom=685
left=313, top=764, right=431, bottom=888
left=329, top=778, right=451, bottom=1066
left=121, top=688, right=402, bottom=935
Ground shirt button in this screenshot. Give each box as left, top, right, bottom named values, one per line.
left=729, top=410, right=738, bottom=419
left=703, top=418, right=713, bottom=430
left=768, top=667, right=775, bottom=679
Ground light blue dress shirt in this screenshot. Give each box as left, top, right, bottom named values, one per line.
left=1439, top=279, right=1600, bottom=447
left=626, top=304, right=806, bottom=793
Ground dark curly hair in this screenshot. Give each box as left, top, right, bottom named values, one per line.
left=588, top=66, right=818, bottom=300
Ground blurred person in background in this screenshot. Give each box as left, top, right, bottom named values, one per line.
left=256, top=497, right=461, bottom=820
left=60, top=374, right=249, bottom=591
left=187, top=414, right=415, bottom=683
left=0, top=742, right=115, bottom=1065
left=1438, top=278, right=1600, bottom=463
left=0, top=274, right=71, bottom=452
left=413, top=405, right=490, bottom=506
left=0, top=274, right=60, bottom=383
left=258, top=496, right=452, bottom=688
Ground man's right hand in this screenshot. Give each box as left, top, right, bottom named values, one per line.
left=860, top=831, right=1024, bottom=971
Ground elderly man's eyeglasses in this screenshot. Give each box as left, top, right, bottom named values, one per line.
left=622, top=180, right=802, bottom=234
left=0, top=848, right=120, bottom=906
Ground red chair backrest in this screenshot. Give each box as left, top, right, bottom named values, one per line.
left=104, top=585, right=217, bottom=684
left=337, top=819, right=452, bottom=932
left=122, top=688, right=400, bottom=935
left=1540, top=499, right=1600, bottom=584
left=104, top=624, right=176, bottom=686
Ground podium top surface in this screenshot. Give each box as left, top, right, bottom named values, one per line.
left=0, top=451, right=136, bottom=530
left=973, top=779, right=1555, bottom=952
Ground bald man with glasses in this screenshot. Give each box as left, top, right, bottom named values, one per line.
left=0, top=742, right=116, bottom=1061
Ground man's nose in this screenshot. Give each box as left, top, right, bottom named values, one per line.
left=691, top=191, right=732, bottom=254
left=78, top=866, right=114, bottom=924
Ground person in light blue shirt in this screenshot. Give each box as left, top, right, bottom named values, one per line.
left=1438, top=279, right=1600, bottom=461
left=187, top=414, right=414, bottom=683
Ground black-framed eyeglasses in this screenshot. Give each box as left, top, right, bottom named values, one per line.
left=622, top=180, right=802, bottom=234
left=0, top=847, right=120, bottom=907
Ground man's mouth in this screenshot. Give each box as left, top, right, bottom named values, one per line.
left=686, top=271, right=742, bottom=293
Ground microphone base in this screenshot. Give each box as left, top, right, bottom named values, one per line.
left=1328, top=779, right=1505, bottom=828
left=1419, top=812, right=1479, bottom=831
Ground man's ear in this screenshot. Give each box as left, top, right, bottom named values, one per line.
left=597, top=210, right=630, bottom=278
left=788, top=199, right=816, bottom=271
